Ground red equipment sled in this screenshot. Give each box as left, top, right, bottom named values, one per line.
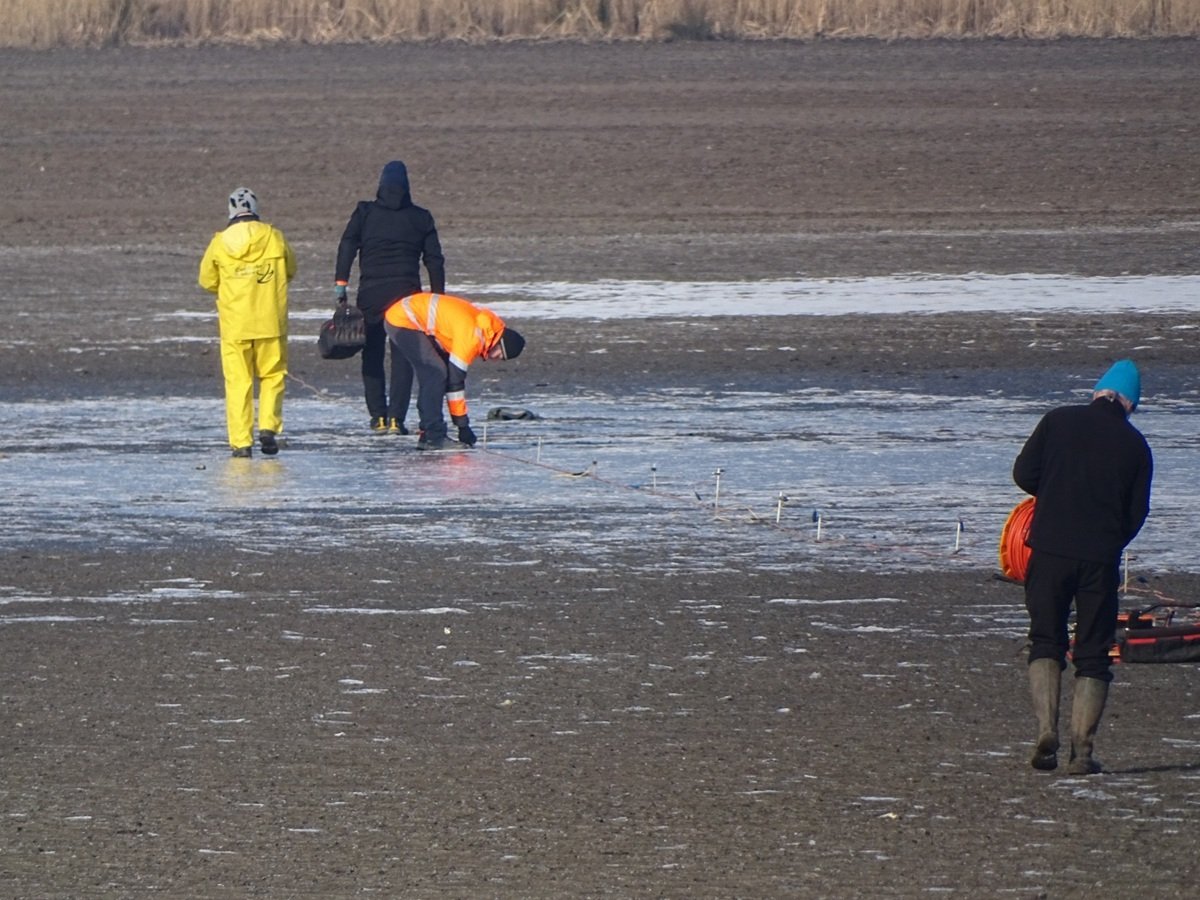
left=1111, top=604, right=1200, bottom=664
left=1001, top=499, right=1200, bottom=663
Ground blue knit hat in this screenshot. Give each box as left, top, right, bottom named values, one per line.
left=1094, top=359, right=1141, bottom=410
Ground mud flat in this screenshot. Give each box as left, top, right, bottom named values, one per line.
left=2, top=40, right=1200, bottom=897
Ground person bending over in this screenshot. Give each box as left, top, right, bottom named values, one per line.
left=383, top=292, right=525, bottom=451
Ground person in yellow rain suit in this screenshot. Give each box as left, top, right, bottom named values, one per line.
left=383, top=292, right=525, bottom=450
left=199, top=188, right=296, bottom=458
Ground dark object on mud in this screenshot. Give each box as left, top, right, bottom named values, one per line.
left=487, top=406, right=540, bottom=420
left=1114, top=604, right=1200, bottom=664
left=318, top=301, right=366, bottom=360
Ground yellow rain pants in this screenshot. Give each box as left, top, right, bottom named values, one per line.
left=221, top=336, right=286, bottom=450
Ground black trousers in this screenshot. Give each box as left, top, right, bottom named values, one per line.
left=1025, top=548, right=1120, bottom=681
left=383, top=324, right=450, bottom=441
left=360, top=318, right=414, bottom=421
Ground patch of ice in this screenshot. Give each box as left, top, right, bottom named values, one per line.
left=130, top=618, right=196, bottom=625
left=769, top=597, right=906, bottom=606
left=303, top=606, right=468, bottom=615
left=453, top=274, right=1200, bottom=319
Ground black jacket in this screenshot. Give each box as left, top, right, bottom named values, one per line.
left=1013, top=396, right=1153, bottom=564
left=335, top=178, right=445, bottom=324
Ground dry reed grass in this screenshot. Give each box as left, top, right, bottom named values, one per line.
left=0, top=0, right=1197, bottom=48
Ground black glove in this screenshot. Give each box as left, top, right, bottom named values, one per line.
left=457, top=424, right=477, bottom=447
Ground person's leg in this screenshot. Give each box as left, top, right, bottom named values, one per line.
left=1067, top=677, right=1109, bottom=775
left=1066, top=560, right=1120, bottom=774
left=254, top=336, right=287, bottom=454
left=1024, top=550, right=1077, bottom=666
left=1023, top=550, right=1075, bottom=771
left=387, top=340, right=414, bottom=430
left=1027, top=658, right=1061, bottom=770
left=385, top=325, right=448, bottom=441
left=360, top=319, right=388, bottom=424
left=1069, top=560, right=1120, bottom=681
left=220, top=339, right=255, bottom=451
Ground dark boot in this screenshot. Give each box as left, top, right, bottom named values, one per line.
left=1067, top=676, right=1109, bottom=775
left=1027, top=658, right=1061, bottom=771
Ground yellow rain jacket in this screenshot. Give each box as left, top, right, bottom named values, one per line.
left=199, top=219, right=295, bottom=339
left=384, top=292, right=506, bottom=421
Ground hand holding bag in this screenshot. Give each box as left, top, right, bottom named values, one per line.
left=318, top=299, right=366, bottom=360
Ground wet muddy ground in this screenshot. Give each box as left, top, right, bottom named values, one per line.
left=2, top=40, right=1200, bottom=897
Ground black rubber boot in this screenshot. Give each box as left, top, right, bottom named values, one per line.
left=1028, top=658, right=1061, bottom=771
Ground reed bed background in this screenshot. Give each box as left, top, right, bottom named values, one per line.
left=1, top=0, right=1197, bottom=47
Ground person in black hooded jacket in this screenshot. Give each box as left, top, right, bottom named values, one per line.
left=335, top=161, right=445, bottom=433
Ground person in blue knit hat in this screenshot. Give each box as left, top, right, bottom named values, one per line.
left=1012, top=358, right=1152, bottom=776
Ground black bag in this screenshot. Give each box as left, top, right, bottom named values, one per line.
left=318, top=300, right=366, bottom=360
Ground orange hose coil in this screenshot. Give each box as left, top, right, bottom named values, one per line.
left=999, top=497, right=1036, bottom=582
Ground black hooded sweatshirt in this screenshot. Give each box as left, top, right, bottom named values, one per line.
left=336, top=162, right=445, bottom=324
left=1013, top=396, right=1153, bottom=564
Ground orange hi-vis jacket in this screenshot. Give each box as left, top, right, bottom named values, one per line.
left=383, top=292, right=506, bottom=422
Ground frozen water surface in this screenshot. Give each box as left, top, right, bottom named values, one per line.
left=458, top=273, right=1200, bottom=318
left=2, top=275, right=1197, bottom=574
left=2, top=378, right=1196, bottom=576
left=48, top=273, right=1200, bottom=346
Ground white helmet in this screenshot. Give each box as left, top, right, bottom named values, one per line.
left=227, top=187, right=258, bottom=219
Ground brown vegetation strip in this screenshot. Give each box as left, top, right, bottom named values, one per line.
left=3, top=0, right=1200, bottom=48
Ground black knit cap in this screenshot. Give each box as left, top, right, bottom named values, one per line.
left=498, top=327, right=525, bottom=360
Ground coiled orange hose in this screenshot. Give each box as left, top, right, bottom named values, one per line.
left=999, top=497, right=1035, bottom=582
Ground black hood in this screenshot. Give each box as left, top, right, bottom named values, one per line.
left=376, top=160, right=412, bottom=210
